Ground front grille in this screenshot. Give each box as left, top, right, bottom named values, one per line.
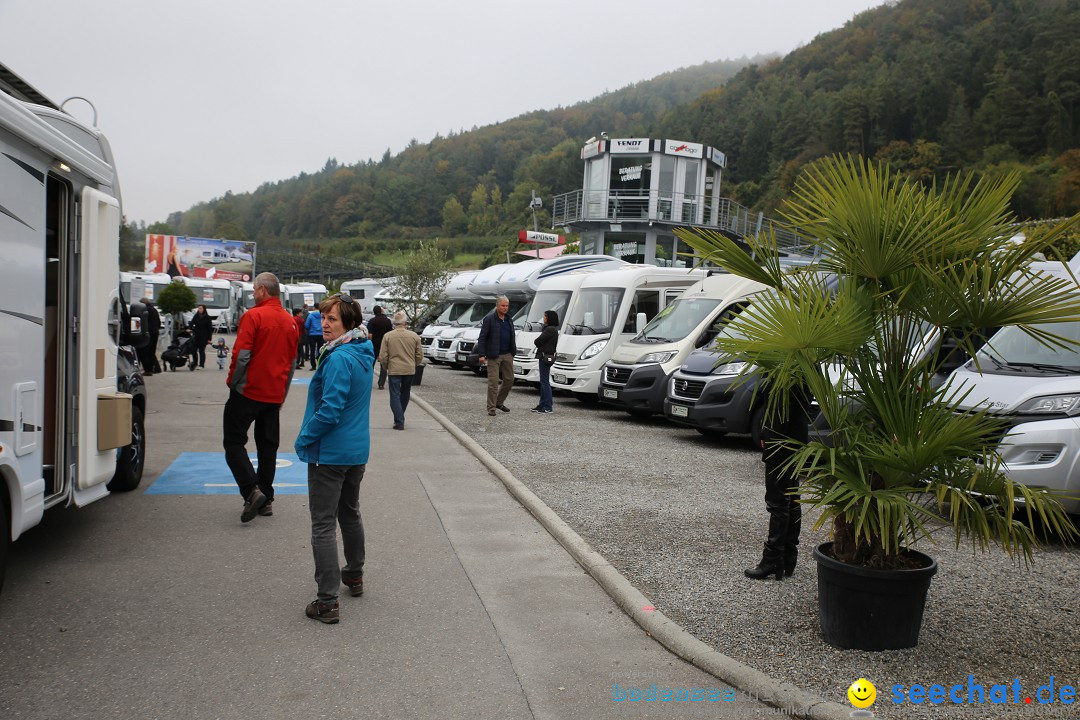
left=421, top=336, right=433, bottom=347
left=604, top=366, right=632, bottom=385
left=458, top=341, right=474, bottom=352
left=671, top=377, right=706, bottom=401
left=437, top=339, right=452, bottom=349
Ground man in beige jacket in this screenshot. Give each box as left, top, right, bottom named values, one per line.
left=378, top=311, right=424, bottom=430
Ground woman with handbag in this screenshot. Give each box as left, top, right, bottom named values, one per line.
left=532, top=309, right=559, bottom=414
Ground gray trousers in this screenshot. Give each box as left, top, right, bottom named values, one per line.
left=485, top=353, right=515, bottom=411
left=307, top=463, right=366, bottom=602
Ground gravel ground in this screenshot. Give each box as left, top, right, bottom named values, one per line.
left=414, top=363, right=1080, bottom=720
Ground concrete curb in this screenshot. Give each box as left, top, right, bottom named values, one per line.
left=413, top=395, right=851, bottom=720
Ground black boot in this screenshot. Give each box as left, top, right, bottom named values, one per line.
left=783, top=550, right=797, bottom=577
left=744, top=560, right=784, bottom=581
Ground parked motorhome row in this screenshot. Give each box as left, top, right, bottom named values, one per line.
left=1, top=71, right=147, bottom=592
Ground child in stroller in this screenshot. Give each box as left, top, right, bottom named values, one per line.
left=161, top=329, right=197, bottom=371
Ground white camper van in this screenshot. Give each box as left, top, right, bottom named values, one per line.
left=0, top=70, right=148, bottom=591
left=419, top=271, right=480, bottom=361
left=600, top=273, right=768, bottom=416
left=340, top=278, right=386, bottom=314
left=550, top=265, right=708, bottom=398
left=120, top=271, right=174, bottom=307
left=179, top=275, right=237, bottom=331
left=281, top=282, right=327, bottom=313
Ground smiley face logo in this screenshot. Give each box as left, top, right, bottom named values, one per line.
left=848, top=678, right=876, bottom=708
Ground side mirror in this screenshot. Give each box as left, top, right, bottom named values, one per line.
left=635, top=311, right=647, bottom=333
left=124, top=301, right=150, bottom=348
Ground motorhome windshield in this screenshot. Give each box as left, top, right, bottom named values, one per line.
left=120, top=280, right=170, bottom=302
left=242, top=291, right=256, bottom=309
left=192, top=287, right=231, bottom=309
left=512, top=299, right=533, bottom=330
left=975, top=321, right=1080, bottom=373
left=565, top=287, right=623, bottom=335
left=288, top=290, right=326, bottom=310
left=633, top=296, right=723, bottom=343
left=455, top=301, right=497, bottom=326
left=434, top=300, right=475, bottom=325
left=522, top=289, right=573, bottom=331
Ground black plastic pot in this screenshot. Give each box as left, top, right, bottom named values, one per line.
left=814, top=542, right=937, bottom=651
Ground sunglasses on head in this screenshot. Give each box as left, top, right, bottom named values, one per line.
left=328, top=292, right=358, bottom=305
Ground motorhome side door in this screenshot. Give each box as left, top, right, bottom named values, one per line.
left=72, top=187, right=122, bottom=506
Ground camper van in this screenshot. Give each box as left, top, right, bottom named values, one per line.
left=505, top=258, right=628, bottom=383
left=947, top=264, right=1080, bottom=514
left=419, top=271, right=480, bottom=361
left=281, top=282, right=327, bottom=313
left=179, top=275, right=237, bottom=331
left=601, top=273, right=767, bottom=417
left=340, top=278, right=386, bottom=314
left=550, top=265, right=708, bottom=399
left=200, top=247, right=230, bottom=264
left=0, top=68, right=148, bottom=591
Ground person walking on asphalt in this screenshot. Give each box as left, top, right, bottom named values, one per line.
left=292, top=308, right=307, bottom=369
left=367, top=305, right=393, bottom=390
left=223, top=272, right=299, bottom=523
left=744, top=385, right=813, bottom=581
left=532, top=309, right=559, bottom=414
left=379, top=311, right=423, bottom=430
left=476, top=295, right=517, bottom=416
left=294, top=293, right=373, bottom=624
left=139, top=297, right=162, bottom=374
left=305, top=305, right=323, bottom=369
left=189, top=304, right=214, bottom=369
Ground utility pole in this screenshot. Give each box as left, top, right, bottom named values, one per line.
left=529, top=190, right=542, bottom=259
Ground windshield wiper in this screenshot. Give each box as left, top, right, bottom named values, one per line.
left=639, top=335, right=672, bottom=343
left=568, top=323, right=597, bottom=335
left=1004, top=361, right=1080, bottom=374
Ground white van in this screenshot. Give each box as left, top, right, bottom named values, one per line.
left=419, top=271, right=480, bottom=361
left=281, top=282, right=327, bottom=314
left=600, top=273, right=768, bottom=416
left=948, top=268, right=1080, bottom=514
left=551, top=265, right=708, bottom=398
left=340, top=278, right=386, bottom=314
left=179, top=275, right=236, bottom=331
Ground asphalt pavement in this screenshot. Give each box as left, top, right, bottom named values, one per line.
left=0, top=346, right=847, bottom=719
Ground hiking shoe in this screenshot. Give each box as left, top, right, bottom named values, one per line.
left=241, top=487, right=267, bottom=523
left=305, top=599, right=339, bottom=624
left=343, top=577, right=364, bottom=597
left=258, top=499, right=273, bottom=517
left=497, top=404, right=510, bottom=413
left=487, top=409, right=496, bottom=416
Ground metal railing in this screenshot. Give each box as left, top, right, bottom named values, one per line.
left=551, top=189, right=812, bottom=255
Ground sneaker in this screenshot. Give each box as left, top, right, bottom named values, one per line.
left=497, top=404, right=510, bottom=413
left=531, top=408, right=543, bottom=414
left=487, top=409, right=496, bottom=416
left=539, top=408, right=553, bottom=414
left=240, top=487, right=267, bottom=523
left=258, top=499, right=273, bottom=517
left=343, top=577, right=364, bottom=597
left=305, top=599, right=340, bottom=624
left=392, top=424, right=404, bottom=430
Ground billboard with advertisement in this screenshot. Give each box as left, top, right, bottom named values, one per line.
left=145, top=234, right=256, bottom=282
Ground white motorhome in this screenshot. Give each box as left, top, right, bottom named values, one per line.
left=419, top=270, right=479, bottom=361
left=281, top=281, right=327, bottom=313
left=119, top=271, right=173, bottom=306
left=200, top=247, right=230, bottom=264
left=1, top=69, right=147, bottom=590
left=948, top=261, right=1080, bottom=514
left=550, top=265, right=708, bottom=398
left=600, top=273, right=768, bottom=416
left=179, top=275, right=237, bottom=331
left=340, top=278, right=386, bottom=314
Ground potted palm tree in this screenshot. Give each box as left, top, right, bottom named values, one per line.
left=676, top=155, right=1080, bottom=650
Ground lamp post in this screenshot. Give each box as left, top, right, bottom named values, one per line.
left=529, top=190, right=542, bottom=259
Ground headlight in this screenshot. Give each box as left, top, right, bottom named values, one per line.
left=1015, top=394, right=1080, bottom=415
left=712, top=361, right=750, bottom=376
left=638, top=351, right=678, bottom=364
left=580, top=340, right=608, bottom=360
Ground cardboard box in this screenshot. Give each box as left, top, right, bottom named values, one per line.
left=97, top=392, right=133, bottom=450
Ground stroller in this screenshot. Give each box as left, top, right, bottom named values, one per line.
left=161, top=330, right=197, bottom=371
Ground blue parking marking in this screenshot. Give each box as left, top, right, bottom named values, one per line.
left=291, top=376, right=311, bottom=385
left=145, top=452, right=308, bottom=495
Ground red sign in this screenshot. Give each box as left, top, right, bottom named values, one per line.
left=518, top=230, right=565, bottom=245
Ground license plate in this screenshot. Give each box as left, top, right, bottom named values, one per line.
left=671, top=404, right=688, bottom=417
left=458, top=354, right=469, bottom=362
left=552, top=373, right=567, bottom=384
left=514, top=364, right=523, bottom=374
left=602, top=388, right=618, bottom=399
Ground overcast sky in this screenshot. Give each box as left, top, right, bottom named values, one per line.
left=2, top=0, right=885, bottom=225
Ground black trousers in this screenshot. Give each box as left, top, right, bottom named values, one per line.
left=222, top=390, right=281, bottom=501
left=307, top=335, right=324, bottom=368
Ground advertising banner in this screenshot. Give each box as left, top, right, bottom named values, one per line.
left=145, top=234, right=256, bottom=281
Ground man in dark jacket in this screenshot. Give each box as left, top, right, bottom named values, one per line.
left=366, top=305, right=393, bottom=389
left=140, top=297, right=162, bottom=374
left=476, top=295, right=517, bottom=416
left=223, top=272, right=299, bottom=523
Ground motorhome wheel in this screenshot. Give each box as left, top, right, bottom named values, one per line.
left=109, top=406, right=145, bottom=492
left=0, top=490, right=9, bottom=594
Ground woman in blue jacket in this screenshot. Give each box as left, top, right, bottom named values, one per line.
left=294, top=294, right=373, bottom=624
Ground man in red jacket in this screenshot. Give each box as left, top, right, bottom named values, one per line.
left=224, top=272, right=300, bottom=522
